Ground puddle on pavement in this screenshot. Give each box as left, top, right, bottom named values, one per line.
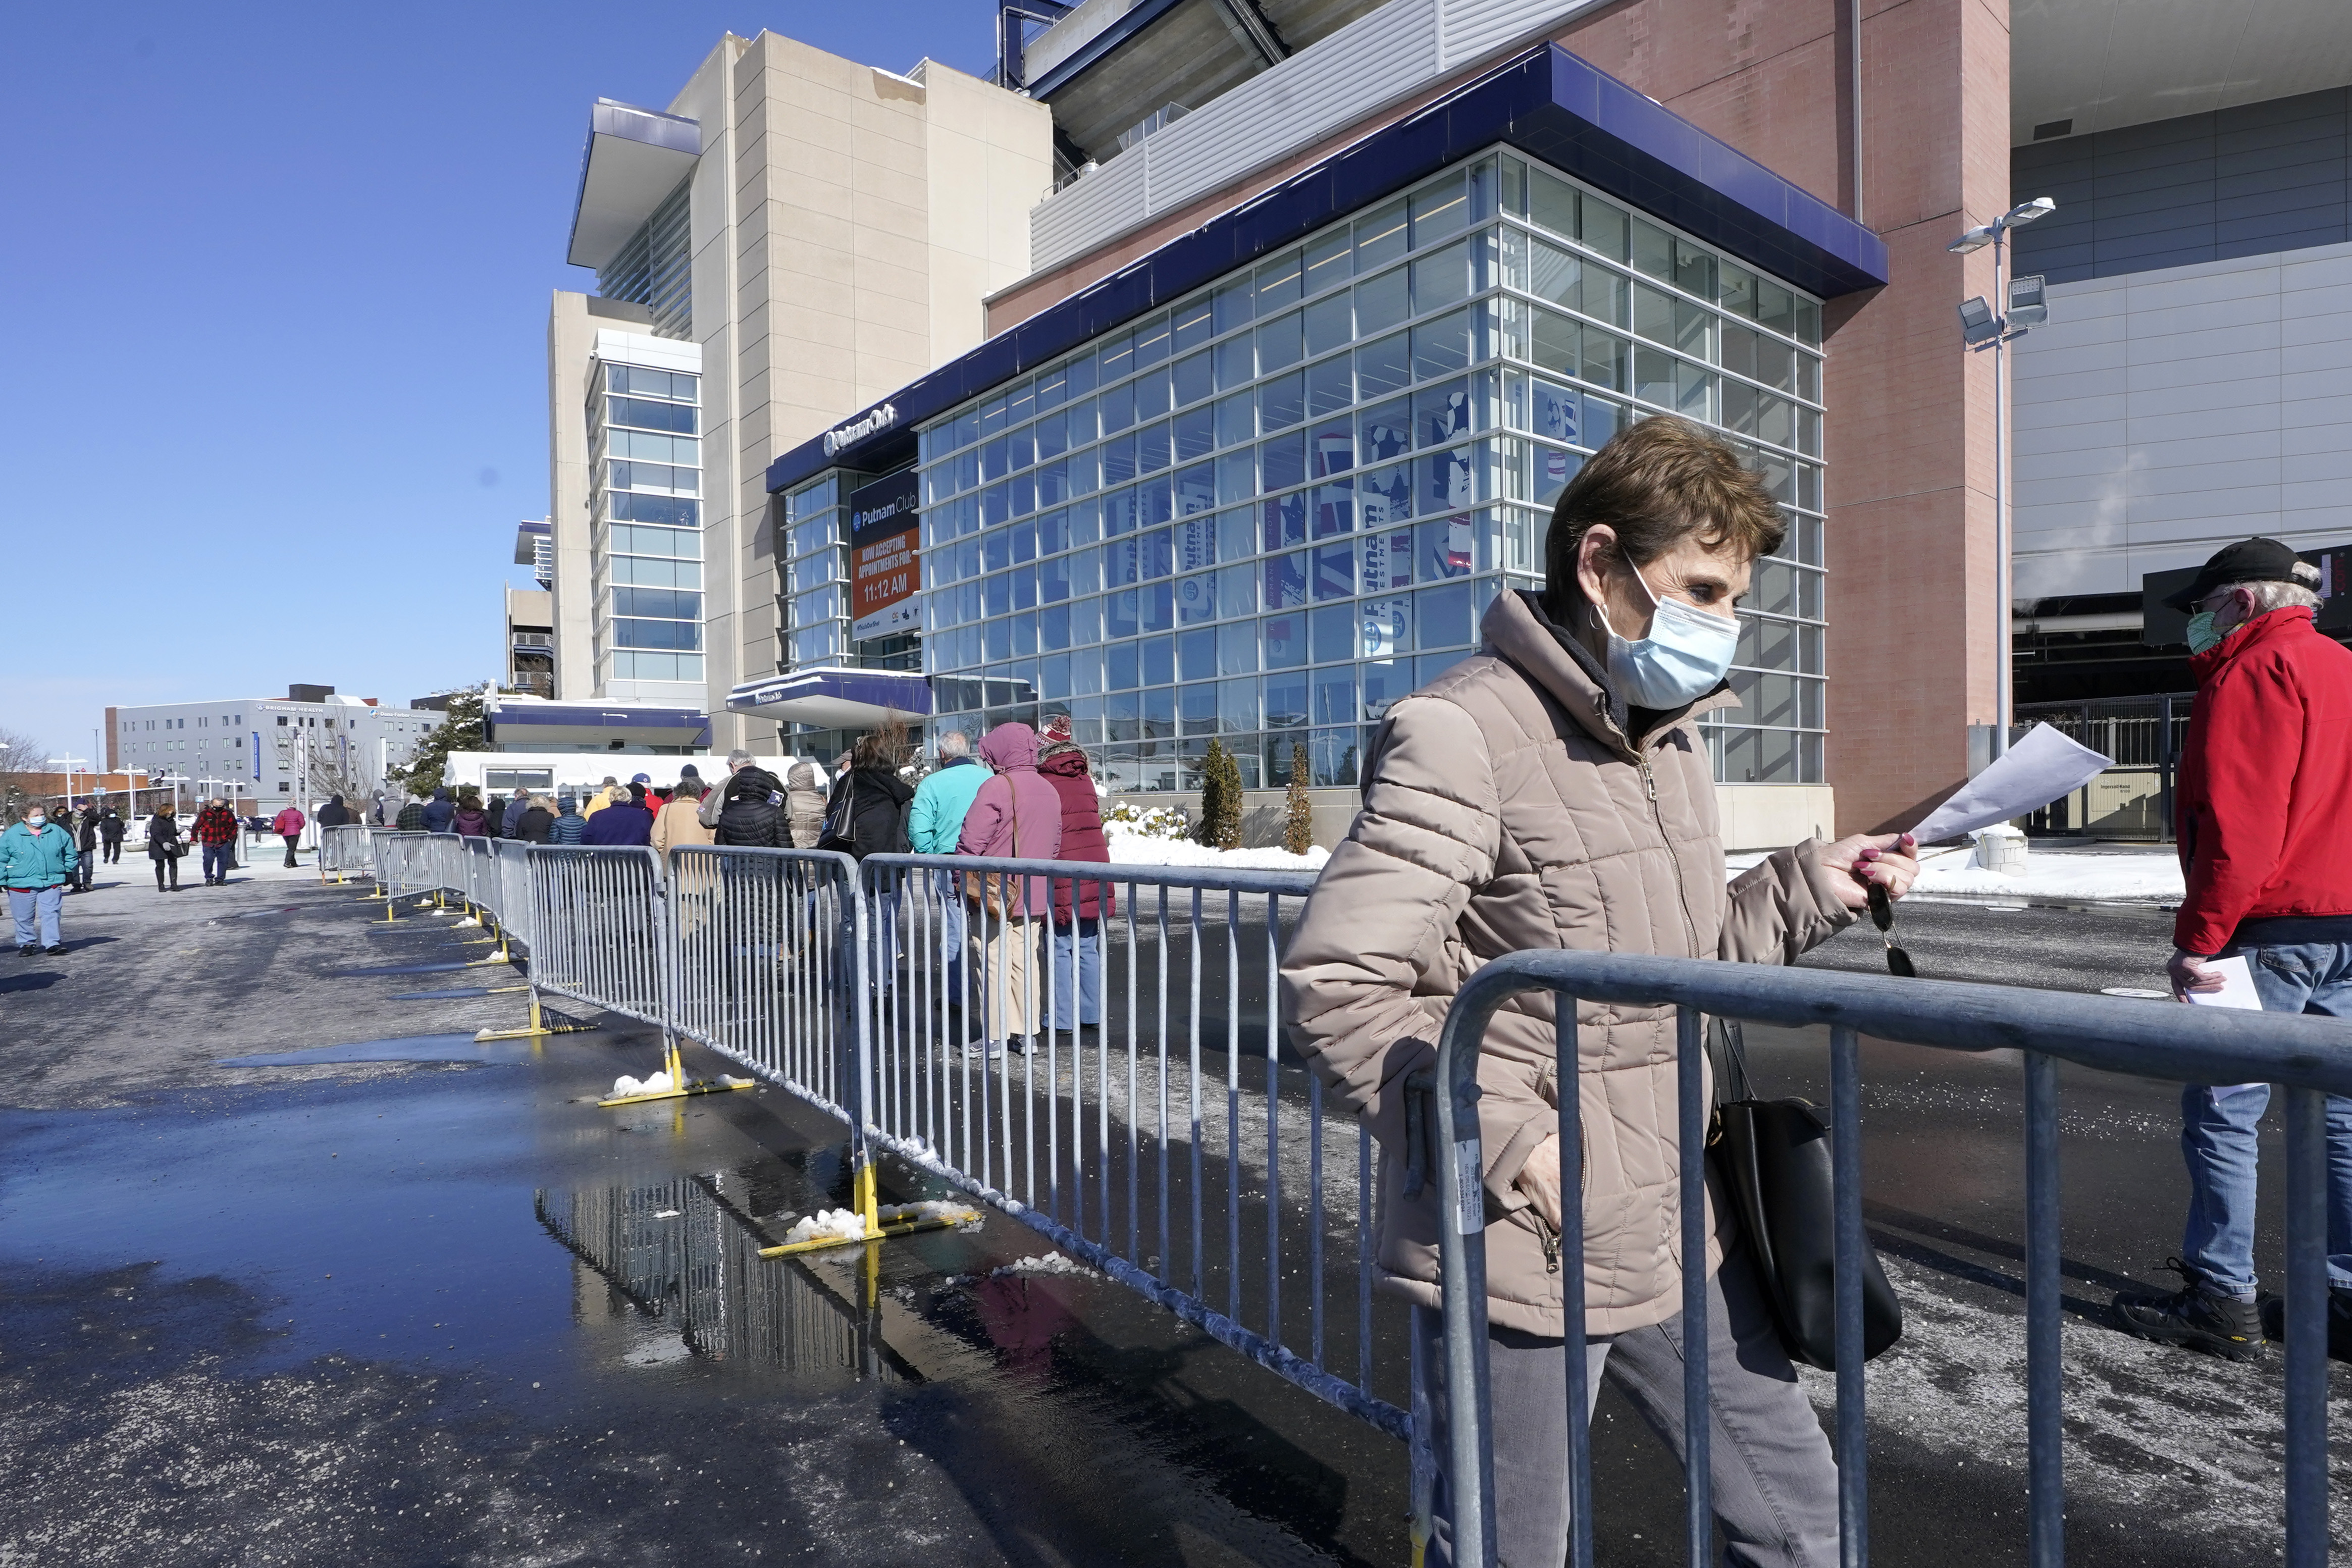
left=219, top=1034, right=536, bottom=1067
left=334, top=961, right=477, bottom=976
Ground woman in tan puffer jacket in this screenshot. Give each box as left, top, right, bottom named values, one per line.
left=1280, top=417, right=1917, bottom=1566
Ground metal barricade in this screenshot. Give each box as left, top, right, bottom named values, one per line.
left=460, top=838, right=496, bottom=922
left=856, top=853, right=1401, bottom=1436
left=318, top=825, right=375, bottom=882
left=421, top=832, right=466, bottom=902
left=526, top=846, right=671, bottom=1028
left=666, top=846, right=865, bottom=1123
left=371, top=830, right=427, bottom=895
left=1427, top=951, right=2352, bottom=1568
left=489, top=838, right=536, bottom=957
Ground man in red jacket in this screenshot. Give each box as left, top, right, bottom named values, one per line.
left=2117, top=538, right=2352, bottom=1361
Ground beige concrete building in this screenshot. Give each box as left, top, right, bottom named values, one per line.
left=547, top=33, right=1054, bottom=749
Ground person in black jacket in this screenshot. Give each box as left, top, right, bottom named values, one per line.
left=820, top=728, right=915, bottom=987
left=72, top=802, right=99, bottom=891
left=712, top=765, right=786, bottom=847
left=317, top=794, right=352, bottom=828
left=98, top=806, right=125, bottom=864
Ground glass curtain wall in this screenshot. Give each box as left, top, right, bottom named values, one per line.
left=915, top=146, right=1827, bottom=792
left=783, top=475, right=855, bottom=670
left=591, top=363, right=705, bottom=687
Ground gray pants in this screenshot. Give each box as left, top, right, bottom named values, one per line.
left=1423, top=1244, right=1839, bottom=1567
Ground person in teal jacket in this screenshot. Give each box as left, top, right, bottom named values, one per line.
left=908, top=728, right=991, bottom=1005
left=3, top=808, right=80, bottom=955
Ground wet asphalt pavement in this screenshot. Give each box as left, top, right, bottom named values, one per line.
left=3, top=858, right=2346, bottom=1564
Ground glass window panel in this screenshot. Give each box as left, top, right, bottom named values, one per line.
left=1262, top=429, right=1307, bottom=492
left=1313, top=480, right=1355, bottom=539
left=1100, top=378, right=1136, bottom=435
left=1303, top=414, right=1349, bottom=478
left=1313, top=541, right=1355, bottom=600
left=1259, top=371, right=1304, bottom=432
left=1530, top=376, right=1579, bottom=444
left=1220, top=677, right=1259, bottom=731
left=1214, top=281, right=1254, bottom=336
left=1357, top=332, right=1411, bottom=398
left=1532, top=443, right=1578, bottom=507
left=1355, top=267, right=1409, bottom=338
left=1173, top=296, right=1213, bottom=353
left=1582, top=330, right=1627, bottom=391
left=1426, top=445, right=1478, bottom=511
left=1136, top=367, right=1172, bottom=421
left=1175, top=462, right=1216, bottom=516
left=1133, top=313, right=1171, bottom=369
left=1173, top=350, right=1213, bottom=407
left=1263, top=491, right=1307, bottom=550
left=1254, top=310, right=1303, bottom=376
left=1358, top=397, right=1410, bottom=465
left=1757, top=280, right=1797, bottom=338
left=1263, top=667, right=1310, bottom=727
left=1633, top=281, right=1675, bottom=346
left=1264, top=550, right=1308, bottom=608
left=1583, top=196, right=1630, bottom=262
left=1173, top=403, right=1215, bottom=461
left=1255, top=251, right=1303, bottom=311
left=1303, top=291, right=1352, bottom=358
left=1408, top=176, right=1467, bottom=246
left=1136, top=420, right=1171, bottom=474
left=1418, top=378, right=1472, bottom=446
left=1218, top=562, right=1258, bottom=619
left=1100, top=431, right=1137, bottom=486
left=1363, top=527, right=1415, bottom=592
left=1355, top=198, right=1407, bottom=270
left=1360, top=464, right=1411, bottom=528
left=1417, top=581, right=1474, bottom=648
left=1313, top=666, right=1357, bottom=726
left=1177, top=571, right=1216, bottom=624
left=1142, top=634, right=1176, bottom=685
left=1360, top=594, right=1411, bottom=659
left=1307, top=353, right=1353, bottom=416
left=1413, top=308, right=1471, bottom=379
left=1039, top=553, right=1071, bottom=603
left=1215, top=391, right=1256, bottom=449
left=1213, top=335, right=1255, bottom=394
left=1530, top=305, right=1579, bottom=377
left=1676, top=361, right=1713, bottom=422
left=1219, top=619, right=1259, bottom=675
left=1412, top=239, right=1470, bottom=313
left=1676, top=297, right=1714, bottom=360
left=1631, top=217, right=1674, bottom=281
left=1180, top=681, right=1218, bottom=736
left=1418, top=513, right=1475, bottom=580
left=1795, top=299, right=1821, bottom=348
left=1303, top=227, right=1352, bottom=295
left=1216, top=447, right=1256, bottom=505
left=1529, top=167, right=1577, bottom=241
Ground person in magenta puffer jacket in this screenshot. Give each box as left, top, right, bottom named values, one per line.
left=1038, top=739, right=1115, bottom=1033
left=956, top=722, right=1061, bottom=1058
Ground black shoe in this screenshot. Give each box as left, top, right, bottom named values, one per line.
left=2116, top=1260, right=2266, bottom=1361
left=15, top=945, right=34, bottom=957
left=2255, top=1288, right=2352, bottom=1361
left=44, top=945, right=65, bottom=956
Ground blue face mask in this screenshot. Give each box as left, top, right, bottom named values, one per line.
left=1599, top=565, right=1741, bottom=709
left=2185, top=610, right=2224, bottom=655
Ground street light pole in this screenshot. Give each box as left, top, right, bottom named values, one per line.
left=1950, top=196, right=2055, bottom=764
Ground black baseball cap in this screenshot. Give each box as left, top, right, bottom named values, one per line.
left=2161, top=537, right=2308, bottom=611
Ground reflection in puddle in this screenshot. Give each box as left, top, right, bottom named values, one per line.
left=538, top=1174, right=908, bottom=1382
left=219, top=1034, right=535, bottom=1067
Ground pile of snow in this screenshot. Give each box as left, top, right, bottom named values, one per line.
left=1104, top=828, right=1328, bottom=872
left=610, top=1069, right=675, bottom=1097
left=991, top=1250, right=1095, bottom=1279
left=452, top=915, right=481, bottom=928
left=1911, top=848, right=2182, bottom=902
left=878, top=1199, right=983, bottom=1229
left=778, top=1208, right=869, bottom=1247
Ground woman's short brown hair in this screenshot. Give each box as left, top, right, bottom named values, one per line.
left=1544, top=415, right=1785, bottom=604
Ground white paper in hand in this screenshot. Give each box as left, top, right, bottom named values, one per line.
left=1910, top=722, right=2113, bottom=844
left=2183, top=955, right=2262, bottom=1011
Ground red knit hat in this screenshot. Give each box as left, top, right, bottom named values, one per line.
left=1041, top=712, right=1072, bottom=743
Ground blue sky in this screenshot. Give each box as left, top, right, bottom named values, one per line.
left=1, top=2, right=998, bottom=762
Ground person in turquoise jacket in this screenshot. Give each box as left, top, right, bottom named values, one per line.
left=908, top=728, right=991, bottom=1006
left=3, top=808, right=80, bottom=955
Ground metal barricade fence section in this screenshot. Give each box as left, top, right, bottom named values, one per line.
left=1426, top=950, right=2352, bottom=1568
left=319, top=825, right=375, bottom=881
left=461, top=838, right=496, bottom=923
left=666, top=846, right=863, bottom=1122
left=857, top=853, right=1407, bottom=1436
left=490, top=838, right=536, bottom=957
left=525, top=846, right=671, bottom=1029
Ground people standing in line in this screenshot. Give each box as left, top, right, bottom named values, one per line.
left=2118, top=538, right=2352, bottom=1362
left=272, top=802, right=307, bottom=867
left=584, top=776, right=621, bottom=818
left=1038, top=738, right=1115, bottom=1034
left=651, top=777, right=714, bottom=863
left=394, top=795, right=426, bottom=831
left=1278, top=416, right=1919, bottom=1565
left=955, top=723, right=1062, bottom=1059
left=73, top=801, right=99, bottom=892
left=713, top=761, right=787, bottom=847
left=498, top=787, right=531, bottom=840
left=548, top=795, right=587, bottom=845
left=421, top=787, right=455, bottom=833
left=191, top=797, right=241, bottom=886
left=820, top=728, right=916, bottom=985
left=317, top=794, right=351, bottom=830
left=98, top=804, right=125, bottom=864
left=516, top=795, right=555, bottom=845
left=909, top=728, right=990, bottom=1007
left=784, top=761, right=829, bottom=849
left=697, top=751, right=755, bottom=831
left=146, top=802, right=186, bottom=892
left=580, top=783, right=654, bottom=846
left=449, top=792, right=490, bottom=838
left=3, top=806, right=79, bottom=955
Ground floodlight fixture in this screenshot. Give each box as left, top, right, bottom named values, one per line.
left=2008, top=274, right=2049, bottom=329
left=2004, top=196, right=2057, bottom=227
left=1949, top=224, right=1997, bottom=255
left=1958, top=296, right=2000, bottom=346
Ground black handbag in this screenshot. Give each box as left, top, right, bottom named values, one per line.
left=1707, top=1018, right=1902, bottom=1370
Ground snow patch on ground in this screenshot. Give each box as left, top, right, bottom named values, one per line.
left=1727, top=846, right=2182, bottom=903
left=878, top=1199, right=984, bottom=1229
left=608, top=1069, right=673, bottom=1097
left=1103, top=828, right=1328, bottom=872
left=777, top=1208, right=867, bottom=1247
left=990, top=1251, right=1096, bottom=1279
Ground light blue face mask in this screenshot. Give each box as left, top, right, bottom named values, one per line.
left=1599, top=565, right=1741, bottom=708
left=2185, top=610, right=2224, bottom=655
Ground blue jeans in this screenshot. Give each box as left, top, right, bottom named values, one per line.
left=203, top=843, right=234, bottom=883
left=930, top=870, right=967, bottom=1001
left=9, top=885, right=63, bottom=948
left=2181, top=939, right=2352, bottom=1297
left=1052, top=916, right=1104, bottom=1029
